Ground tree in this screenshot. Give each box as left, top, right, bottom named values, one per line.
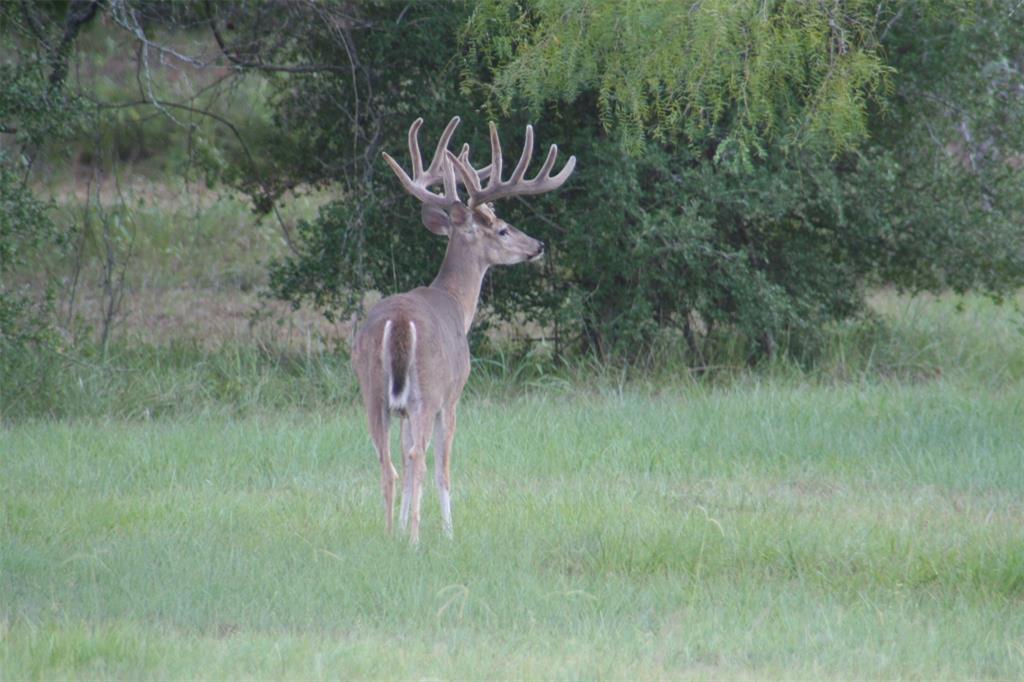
left=463, top=0, right=899, bottom=155
left=3, top=0, right=1020, bottom=366
left=869, top=3, right=1024, bottom=297
left=262, top=0, right=916, bottom=359
left=1, top=4, right=92, bottom=353
left=448, top=0, right=1024, bottom=358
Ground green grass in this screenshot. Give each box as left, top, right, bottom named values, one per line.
left=47, top=181, right=308, bottom=292
left=1, top=341, right=357, bottom=421
left=3, top=381, right=1023, bottom=679
left=7, top=20, right=1021, bottom=676
left=3, top=283, right=1023, bottom=677
left=5, top=289, right=1022, bottom=421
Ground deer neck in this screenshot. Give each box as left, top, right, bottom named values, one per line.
left=430, top=237, right=488, bottom=335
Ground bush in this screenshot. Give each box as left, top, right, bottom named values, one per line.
left=255, top=2, right=1023, bottom=363
left=4, top=1, right=1020, bottom=368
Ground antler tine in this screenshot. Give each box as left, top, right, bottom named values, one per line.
left=449, top=150, right=482, bottom=194
left=383, top=117, right=462, bottom=208
left=457, top=144, right=492, bottom=183
left=538, top=144, right=558, bottom=177
left=408, top=117, right=425, bottom=178
left=547, top=152, right=577, bottom=187
left=441, top=151, right=459, bottom=202
left=427, top=116, right=461, bottom=176
left=487, top=122, right=503, bottom=190
left=381, top=151, right=428, bottom=202
left=509, top=125, right=534, bottom=184
left=459, top=122, right=576, bottom=207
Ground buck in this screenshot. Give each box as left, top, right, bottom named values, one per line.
left=352, top=116, right=575, bottom=544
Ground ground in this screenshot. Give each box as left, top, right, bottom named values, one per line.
left=3, top=381, right=1022, bottom=679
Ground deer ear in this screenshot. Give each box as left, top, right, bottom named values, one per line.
left=420, top=205, right=451, bottom=236
left=447, top=202, right=471, bottom=228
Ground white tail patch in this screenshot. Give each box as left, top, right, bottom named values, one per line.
left=382, top=319, right=416, bottom=411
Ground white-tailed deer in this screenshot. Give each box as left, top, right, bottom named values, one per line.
left=352, top=116, right=575, bottom=544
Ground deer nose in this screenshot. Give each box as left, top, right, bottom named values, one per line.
left=528, top=240, right=546, bottom=262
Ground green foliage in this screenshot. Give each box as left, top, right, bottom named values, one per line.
left=0, top=152, right=60, bottom=350
left=0, top=7, right=89, bottom=361
left=269, top=198, right=447, bottom=322
left=213, top=3, right=478, bottom=206
left=0, top=56, right=77, bottom=355
left=3, top=291, right=1022, bottom=421
left=869, top=4, right=1024, bottom=297
left=496, top=130, right=888, bottom=357
left=4, top=0, right=1021, bottom=368
left=464, top=0, right=899, bottom=154
left=0, top=53, right=85, bottom=147
left=263, top=2, right=486, bottom=318
left=253, top=0, right=1022, bottom=363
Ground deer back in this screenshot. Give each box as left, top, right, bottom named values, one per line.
left=352, top=286, right=470, bottom=416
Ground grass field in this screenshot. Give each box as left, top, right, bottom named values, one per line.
left=3, top=376, right=1023, bottom=679
left=5, top=18, right=1023, bottom=678
left=6, top=170, right=1024, bottom=677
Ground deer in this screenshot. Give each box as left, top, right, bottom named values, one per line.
left=351, top=116, right=575, bottom=544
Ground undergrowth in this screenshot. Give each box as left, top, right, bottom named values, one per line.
left=3, top=290, right=1022, bottom=422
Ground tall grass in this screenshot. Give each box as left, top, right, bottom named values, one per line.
left=2, top=382, right=1022, bottom=679
left=5, top=290, right=1021, bottom=421
left=3, top=293, right=1022, bottom=678
left=1, top=340, right=357, bottom=421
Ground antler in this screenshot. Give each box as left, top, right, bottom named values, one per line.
left=382, top=117, right=461, bottom=208
left=450, top=122, right=576, bottom=208
left=454, top=143, right=492, bottom=186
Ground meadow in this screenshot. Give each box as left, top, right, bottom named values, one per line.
left=4, top=7, right=1023, bottom=679
left=3, top=292, right=1024, bottom=680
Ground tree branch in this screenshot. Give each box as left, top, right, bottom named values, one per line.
left=877, top=4, right=906, bottom=43
left=204, top=0, right=351, bottom=74
left=19, top=1, right=50, bottom=47
left=49, top=0, right=100, bottom=87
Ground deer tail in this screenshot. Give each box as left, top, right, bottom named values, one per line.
left=381, top=318, right=416, bottom=411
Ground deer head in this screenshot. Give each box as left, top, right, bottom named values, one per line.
left=381, top=116, right=575, bottom=268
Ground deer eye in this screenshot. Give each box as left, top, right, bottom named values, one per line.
left=498, top=228, right=510, bottom=237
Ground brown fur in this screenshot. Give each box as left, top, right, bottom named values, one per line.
left=357, top=116, right=572, bottom=544
left=388, top=318, right=413, bottom=400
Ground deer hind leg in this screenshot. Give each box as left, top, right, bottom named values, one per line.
left=405, top=409, right=434, bottom=546
left=367, top=406, right=397, bottom=534
left=434, top=404, right=457, bottom=539
left=399, top=416, right=414, bottom=532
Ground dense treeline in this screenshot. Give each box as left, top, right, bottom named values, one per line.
left=2, top=1, right=1022, bottom=365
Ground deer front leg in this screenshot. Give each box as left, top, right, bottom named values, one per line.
left=434, top=405, right=457, bottom=539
